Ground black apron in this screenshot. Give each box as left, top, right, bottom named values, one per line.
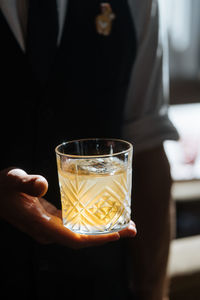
left=0, top=1, right=137, bottom=299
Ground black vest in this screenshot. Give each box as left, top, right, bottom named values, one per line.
left=0, top=1, right=137, bottom=299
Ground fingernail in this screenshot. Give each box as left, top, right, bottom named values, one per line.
left=35, top=177, right=45, bottom=184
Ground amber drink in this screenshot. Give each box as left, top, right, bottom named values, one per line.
left=56, top=139, right=133, bottom=234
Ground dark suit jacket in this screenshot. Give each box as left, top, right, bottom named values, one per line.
left=0, top=1, right=137, bottom=299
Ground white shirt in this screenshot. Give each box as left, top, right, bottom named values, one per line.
left=0, top=0, right=179, bottom=152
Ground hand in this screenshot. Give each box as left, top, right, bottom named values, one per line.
left=0, top=168, right=136, bottom=249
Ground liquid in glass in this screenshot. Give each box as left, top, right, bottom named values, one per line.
left=57, top=156, right=132, bottom=234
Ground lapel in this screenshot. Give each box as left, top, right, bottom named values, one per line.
left=0, top=0, right=69, bottom=52
left=0, top=4, right=25, bottom=51
left=0, top=9, right=25, bottom=54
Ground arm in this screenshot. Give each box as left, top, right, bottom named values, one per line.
left=123, top=0, right=178, bottom=151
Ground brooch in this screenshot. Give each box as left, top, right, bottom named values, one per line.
left=95, top=3, right=116, bottom=36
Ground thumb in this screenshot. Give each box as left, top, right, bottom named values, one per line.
left=4, top=168, right=48, bottom=197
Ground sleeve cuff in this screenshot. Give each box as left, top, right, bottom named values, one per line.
left=122, top=114, right=180, bottom=153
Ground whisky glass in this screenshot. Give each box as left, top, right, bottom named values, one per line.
left=55, top=138, right=133, bottom=235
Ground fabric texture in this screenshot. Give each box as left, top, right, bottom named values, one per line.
left=26, top=0, right=59, bottom=82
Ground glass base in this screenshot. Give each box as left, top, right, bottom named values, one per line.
left=63, top=223, right=129, bottom=235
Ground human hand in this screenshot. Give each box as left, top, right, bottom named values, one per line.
left=0, top=168, right=136, bottom=249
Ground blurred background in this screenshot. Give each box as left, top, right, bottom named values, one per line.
left=159, top=1, right=200, bottom=299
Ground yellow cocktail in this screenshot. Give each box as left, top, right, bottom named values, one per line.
left=56, top=139, right=133, bottom=234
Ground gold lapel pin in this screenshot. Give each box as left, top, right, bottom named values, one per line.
left=95, top=3, right=116, bottom=36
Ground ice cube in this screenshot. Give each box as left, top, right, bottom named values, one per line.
left=77, top=157, right=124, bottom=175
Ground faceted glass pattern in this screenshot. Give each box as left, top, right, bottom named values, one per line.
left=56, top=139, right=133, bottom=234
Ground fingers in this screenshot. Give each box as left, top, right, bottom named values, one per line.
left=78, top=221, right=137, bottom=248
left=73, top=232, right=121, bottom=249
left=118, top=220, right=137, bottom=238
left=39, top=216, right=121, bottom=248
left=4, top=168, right=48, bottom=197
left=36, top=213, right=136, bottom=249
left=58, top=224, right=137, bottom=249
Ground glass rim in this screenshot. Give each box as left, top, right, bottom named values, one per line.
left=55, top=138, right=133, bottom=159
